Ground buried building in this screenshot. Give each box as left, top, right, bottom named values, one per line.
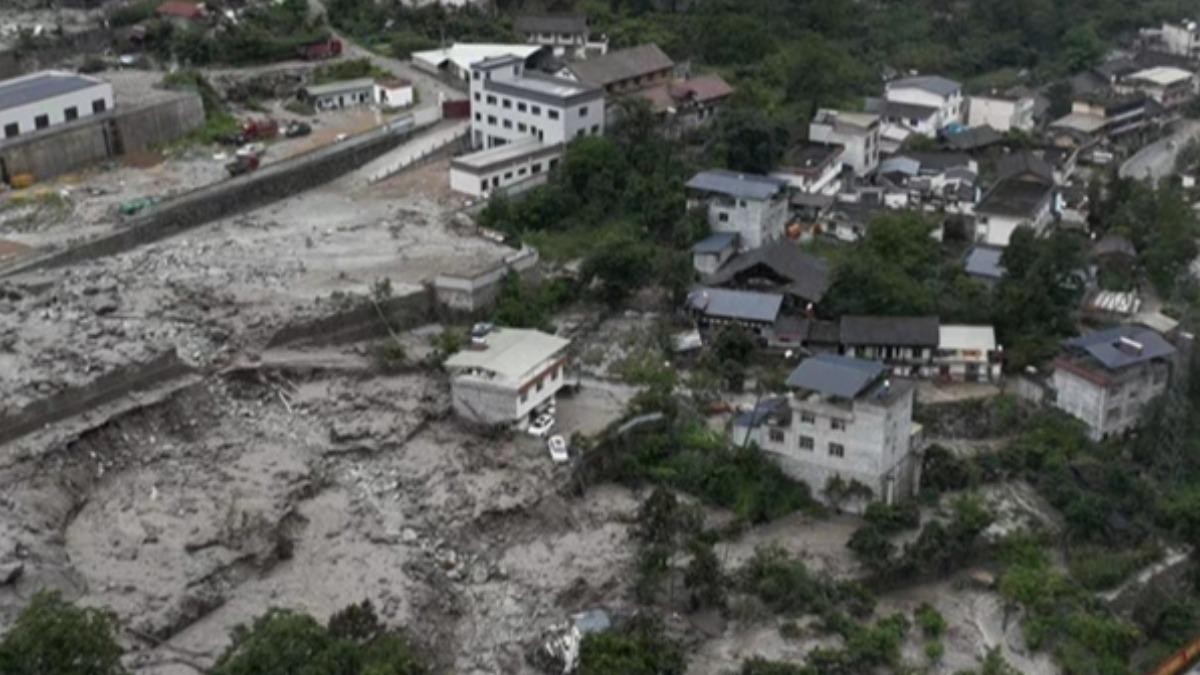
left=733, top=354, right=923, bottom=512
left=443, top=327, right=570, bottom=426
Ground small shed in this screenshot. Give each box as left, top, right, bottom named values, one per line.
left=301, top=78, right=375, bottom=112
left=374, top=77, right=414, bottom=109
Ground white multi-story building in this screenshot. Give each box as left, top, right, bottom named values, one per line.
left=685, top=169, right=789, bottom=251
left=967, top=92, right=1036, bottom=132
left=734, top=354, right=921, bottom=512
left=451, top=53, right=605, bottom=197
left=443, top=327, right=570, bottom=426
left=808, top=108, right=880, bottom=176
left=1052, top=326, right=1176, bottom=441
left=884, top=75, right=964, bottom=131
left=1117, top=66, right=1198, bottom=108
left=0, top=70, right=113, bottom=141
left=1161, top=20, right=1200, bottom=59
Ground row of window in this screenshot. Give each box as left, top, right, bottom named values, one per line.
left=474, top=92, right=592, bottom=120
left=474, top=112, right=600, bottom=140
left=767, top=428, right=845, bottom=457
left=519, top=365, right=564, bottom=403
left=2, top=99, right=106, bottom=139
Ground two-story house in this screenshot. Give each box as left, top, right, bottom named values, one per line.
left=1117, top=66, right=1197, bottom=108
left=839, top=316, right=940, bottom=377
left=564, top=43, right=674, bottom=97
left=443, top=326, right=571, bottom=426
left=514, top=13, right=607, bottom=58
left=450, top=54, right=605, bottom=197
left=1051, top=326, right=1176, bottom=441
left=974, top=152, right=1057, bottom=247
left=733, top=354, right=921, bottom=512
left=773, top=142, right=845, bottom=195
left=874, top=75, right=964, bottom=141
left=929, top=325, right=1003, bottom=382
left=686, top=170, right=790, bottom=251
left=808, top=108, right=880, bottom=176
left=967, top=90, right=1036, bottom=132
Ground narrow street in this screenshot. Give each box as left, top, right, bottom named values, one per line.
left=1119, top=119, right=1200, bottom=184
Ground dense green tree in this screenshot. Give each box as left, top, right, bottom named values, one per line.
left=993, top=229, right=1087, bottom=369
left=578, top=615, right=686, bottom=675
left=683, top=538, right=725, bottom=609
left=0, top=591, right=126, bottom=675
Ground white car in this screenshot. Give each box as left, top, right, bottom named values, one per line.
left=527, top=413, right=555, bottom=438
left=547, top=435, right=569, bottom=464
left=236, top=142, right=265, bottom=158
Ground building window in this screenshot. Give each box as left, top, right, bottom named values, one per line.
left=1107, top=406, right=1121, bottom=420
left=518, top=102, right=527, bottom=112
left=800, top=411, right=815, bottom=425
left=536, top=378, right=543, bottom=392
left=487, top=115, right=497, bottom=125
left=503, top=119, right=513, bottom=129
left=579, top=106, right=589, bottom=117
left=474, top=112, right=482, bottom=121
left=486, top=95, right=497, bottom=105
left=591, top=124, right=599, bottom=134
left=831, top=419, right=846, bottom=431
left=520, top=390, right=528, bottom=402
left=504, top=171, right=513, bottom=179
left=768, top=428, right=785, bottom=443
left=3, top=122, right=16, bottom=138
left=531, top=163, right=542, bottom=173
left=799, top=435, right=814, bottom=451
left=549, top=158, right=559, bottom=170
left=518, top=122, right=527, bottom=132
left=512, top=65, right=519, bottom=75
left=829, top=443, right=845, bottom=458
left=64, top=106, right=78, bottom=121
left=92, top=99, right=106, bottom=113
left=717, top=212, right=729, bottom=223
left=474, top=92, right=481, bottom=102
left=549, top=109, right=560, bottom=120
left=576, top=130, right=584, bottom=138
left=473, top=71, right=482, bottom=80
left=503, top=98, right=512, bottom=109
left=518, top=167, right=527, bottom=176
left=34, top=114, right=49, bottom=130
left=531, top=105, right=542, bottom=115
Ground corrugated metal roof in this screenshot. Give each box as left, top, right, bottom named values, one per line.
left=1063, top=326, right=1175, bottom=371
left=841, top=315, right=939, bottom=347
left=687, top=287, right=782, bottom=323
left=0, top=71, right=106, bottom=113
left=304, top=78, right=375, bottom=98
left=786, top=353, right=887, bottom=399
left=964, top=245, right=1006, bottom=279
left=686, top=169, right=787, bottom=201
left=566, top=44, right=674, bottom=87
left=939, top=325, right=996, bottom=352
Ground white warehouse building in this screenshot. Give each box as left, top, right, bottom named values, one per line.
left=451, top=53, right=605, bottom=198
left=0, top=70, right=113, bottom=140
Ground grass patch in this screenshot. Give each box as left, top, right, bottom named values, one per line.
left=1067, top=545, right=1162, bottom=592
left=312, top=58, right=391, bottom=85
left=522, top=221, right=641, bottom=262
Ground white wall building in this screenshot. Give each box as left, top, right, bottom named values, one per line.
left=1117, top=66, right=1198, bottom=108
left=0, top=70, right=113, bottom=141
left=733, top=354, right=921, bottom=512
left=974, top=174, right=1055, bottom=247
left=1051, top=326, right=1176, bottom=441
left=514, top=13, right=607, bottom=58
left=302, top=78, right=375, bottom=111
left=450, top=137, right=561, bottom=198
left=808, top=108, right=880, bottom=176
left=967, top=93, right=1035, bottom=132
left=443, top=327, right=570, bottom=426
left=929, top=325, right=1003, bottom=382
left=412, top=43, right=545, bottom=83
left=467, top=54, right=605, bottom=150
left=1161, top=20, right=1200, bottom=59
left=685, top=169, right=789, bottom=251
left=885, top=75, right=963, bottom=126
left=375, top=77, right=414, bottom=109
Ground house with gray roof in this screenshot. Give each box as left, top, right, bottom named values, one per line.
left=735, top=353, right=922, bottom=513
left=703, top=239, right=831, bottom=305
left=685, top=286, right=783, bottom=331
left=882, top=74, right=964, bottom=136
left=840, top=316, right=940, bottom=376
left=565, top=44, right=674, bottom=96
left=300, top=78, right=376, bottom=111
left=0, top=70, right=113, bottom=141
left=973, top=174, right=1056, bottom=247
left=686, top=169, right=790, bottom=250
left=1052, top=325, right=1177, bottom=440
left=691, top=232, right=738, bottom=276
left=515, top=13, right=607, bottom=58
left=964, top=244, right=1007, bottom=286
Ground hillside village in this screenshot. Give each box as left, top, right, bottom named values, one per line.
left=4, top=1, right=1200, bottom=674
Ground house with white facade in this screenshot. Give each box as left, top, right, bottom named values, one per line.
left=691, top=232, right=738, bottom=276
left=1051, top=326, right=1176, bottom=441
left=733, top=354, right=921, bottom=512
left=300, top=78, right=375, bottom=111
left=412, top=43, right=546, bottom=83
left=443, top=327, right=570, bottom=426
left=930, top=325, right=1003, bottom=382
left=967, top=91, right=1035, bottom=132
left=0, top=70, right=113, bottom=141
left=514, top=13, right=607, bottom=58
left=1159, top=20, right=1200, bottom=59
left=808, top=109, right=880, bottom=176
left=1117, top=66, right=1197, bottom=108
left=884, top=75, right=964, bottom=130
left=450, top=54, right=605, bottom=198
left=839, top=316, right=940, bottom=377
left=773, top=142, right=844, bottom=195
left=974, top=153, right=1057, bottom=247
left=375, top=78, right=414, bottom=109
left=685, top=169, right=789, bottom=251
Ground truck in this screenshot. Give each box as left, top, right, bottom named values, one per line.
left=297, top=38, right=343, bottom=61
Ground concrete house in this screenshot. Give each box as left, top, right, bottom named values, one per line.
left=1159, top=20, right=1200, bottom=59
left=808, top=109, right=880, bottom=176
left=884, top=75, right=964, bottom=131
left=412, top=43, right=545, bottom=83
left=773, top=142, right=844, bottom=195
left=839, top=316, right=940, bottom=377
left=1117, top=66, right=1197, bottom=108
left=702, top=240, right=831, bottom=307
left=1051, top=326, right=1176, bottom=441
left=974, top=153, right=1056, bottom=247
left=0, top=71, right=113, bottom=141
left=930, top=325, right=1003, bottom=382
left=301, top=78, right=375, bottom=111
left=686, top=287, right=783, bottom=335
left=565, top=44, right=674, bottom=97
left=451, top=54, right=604, bottom=198
left=685, top=170, right=789, bottom=251
left=639, top=74, right=733, bottom=131
left=963, top=244, right=1007, bottom=287
left=967, top=91, right=1035, bottom=132
left=691, top=232, right=738, bottom=276
left=443, top=327, right=570, bottom=426
left=733, top=354, right=921, bottom=512
left=514, top=14, right=607, bottom=58
left=374, top=77, right=414, bottom=109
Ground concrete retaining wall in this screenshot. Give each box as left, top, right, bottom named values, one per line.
left=0, top=351, right=192, bottom=446
left=0, top=92, right=205, bottom=182
left=2, top=118, right=417, bottom=277
left=267, top=289, right=434, bottom=348
left=433, top=245, right=538, bottom=312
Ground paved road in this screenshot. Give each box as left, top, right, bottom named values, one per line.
left=1119, top=119, right=1200, bottom=184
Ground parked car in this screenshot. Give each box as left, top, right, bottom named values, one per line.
left=527, top=413, right=555, bottom=438
left=236, top=142, right=265, bottom=158
left=547, top=435, right=569, bottom=464
left=284, top=121, right=312, bottom=138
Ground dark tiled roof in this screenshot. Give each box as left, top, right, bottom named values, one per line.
left=1093, top=233, right=1137, bottom=259
left=997, top=151, right=1055, bottom=184
left=1062, top=326, right=1175, bottom=371
left=786, top=353, right=888, bottom=398
left=840, top=315, right=939, bottom=347
left=515, top=13, right=588, bottom=35
left=705, top=240, right=832, bottom=303
left=866, top=97, right=940, bottom=121
left=567, top=44, right=674, bottom=88
left=901, top=151, right=973, bottom=173
left=976, top=179, right=1052, bottom=218
left=942, top=126, right=1004, bottom=151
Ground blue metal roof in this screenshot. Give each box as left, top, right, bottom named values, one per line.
left=686, top=169, right=787, bottom=201
left=0, top=72, right=104, bottom=113
left=691, top=232, right=738, bottom=254
left=964, top=245, right=1006, bottom=280
left=687, top=286, right=782, bottom=324
left=1064, top=326, right=1175, bottom=371
left=785, top=353, right=887, bottom=399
